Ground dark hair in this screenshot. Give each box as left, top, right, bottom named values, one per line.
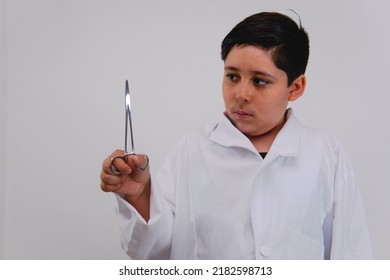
left=221, top=12, right=309, bottom=85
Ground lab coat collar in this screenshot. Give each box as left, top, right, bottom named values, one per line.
left=209, top=108, right=302, bottom=157
left=269, top=108, right=301, bottom=157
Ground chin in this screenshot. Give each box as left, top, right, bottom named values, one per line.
left=235, top=125, right=257, bottom=136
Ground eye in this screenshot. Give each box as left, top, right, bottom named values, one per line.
left=226, top=73, right=239, bottom=82
left=253, top=77, right=269, bottom=87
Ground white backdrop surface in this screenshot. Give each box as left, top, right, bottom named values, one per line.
left=1, top=0, right=389, bottom=259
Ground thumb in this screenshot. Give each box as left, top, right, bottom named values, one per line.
left=126, top=154, right=149, bottom=172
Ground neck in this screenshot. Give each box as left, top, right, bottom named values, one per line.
left=247, top=113, right=287, bottom=153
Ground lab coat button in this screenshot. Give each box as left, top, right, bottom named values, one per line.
left=260, top=246, right=271, bottom=257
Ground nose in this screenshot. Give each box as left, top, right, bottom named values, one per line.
left=236, top=81, right=252, bottom=103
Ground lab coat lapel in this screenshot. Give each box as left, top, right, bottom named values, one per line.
left=209, top=109, right=302, bottom=158
left=267, top=109, right=301, bottom=158
left=209, top=114, right=259, bottom=154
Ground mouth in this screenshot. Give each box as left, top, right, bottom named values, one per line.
left=233, top=110, right=253, bottom=119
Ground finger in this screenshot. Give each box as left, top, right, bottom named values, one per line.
left=100, top=181, right=121, bottom=193
left=100, top=169, right=122, bottom=186
left=100, top=168, right=128, bottom=193
left=108, top=149, right=126, bottom=160
left=103, top=156, right=132, bottom=176
left=125, top=154, right=149, bottom=171
left=102, top=150, right=125, bottom=172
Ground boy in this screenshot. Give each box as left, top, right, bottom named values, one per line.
left=100, top=12, right=373, bottom=259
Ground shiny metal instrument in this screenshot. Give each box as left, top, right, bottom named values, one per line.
left=109, top=80, right=148, bottom=175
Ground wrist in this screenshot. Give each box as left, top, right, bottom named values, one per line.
left=125, top=178, right=151, bottom=221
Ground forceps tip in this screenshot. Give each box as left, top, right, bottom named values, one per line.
left=125, top=80, right=129, bottom=93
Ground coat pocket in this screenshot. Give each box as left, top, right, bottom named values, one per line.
left=288, top=230, right=324, bottom=259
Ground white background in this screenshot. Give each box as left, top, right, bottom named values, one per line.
left=0, top=0, right=389, bottom=259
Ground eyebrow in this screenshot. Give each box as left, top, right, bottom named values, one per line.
left=224, top=66, right=276, bottom=79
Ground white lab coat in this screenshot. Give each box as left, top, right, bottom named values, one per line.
left=115, top=109, right=373, bottom=259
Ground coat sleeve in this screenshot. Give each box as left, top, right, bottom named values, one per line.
left=330, top=145, right=374, bottom=259
left=114, top=177, right=174, bottom=259
left=114, top=137, right=186, bottom=259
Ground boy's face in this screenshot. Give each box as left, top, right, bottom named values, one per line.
left=222, top=45, right=304, bottom=139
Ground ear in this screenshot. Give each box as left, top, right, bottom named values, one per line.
left=288, top=74, right=306, bottom=101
